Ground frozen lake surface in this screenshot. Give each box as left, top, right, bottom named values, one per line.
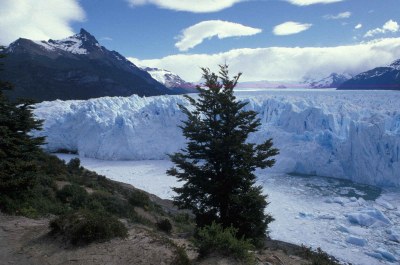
left=58, top=154, right=400, bottom=265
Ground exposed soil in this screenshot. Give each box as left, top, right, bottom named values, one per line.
left=0, top=180, right=331, bottom=265
left=0, top=211, right=317, bottom=265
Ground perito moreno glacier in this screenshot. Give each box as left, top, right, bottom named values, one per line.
left=33, top=89, right=400, bottom=187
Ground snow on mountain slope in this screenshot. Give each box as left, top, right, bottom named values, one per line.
left=32, top=29, right=101, bottom=55
left=339, top=58, right=400, bottom=90
left=140, top=66, right=197, bottom=93
left=33, top=89, right=400, bottom=187
left=304, top=73, right=352, bottom=88
left=141, top=67, right=188, bottom=88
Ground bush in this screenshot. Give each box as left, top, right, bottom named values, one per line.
left=301, top=246, right=341, bottom=265
left=129, top=190, right=151, bottom=208
left=172, top=245, right=191, bottom=265
left=195, top=222, right=254, bottom=262
left=50, top=209, right=128, bottom=245
left=67, top=158, right=82, bottom=174
left=0, top=181, right=65, bottom=217
left=157, top=218, right=172, bottom=233
left=56, top=184, right=88, bottom=209
left=88, top=191, right=134, bottom=218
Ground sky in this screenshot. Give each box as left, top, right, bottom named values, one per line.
left=1, top=0, right=400, bottom=82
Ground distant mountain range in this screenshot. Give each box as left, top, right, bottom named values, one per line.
left=236, top=73, right=351, bottom=89
left=303, top=73, right=353, bottom=88
left=0, top=29, right=183, bottom=102
left=141, top=67, right=196, bottom=94
left=339, top=59, right=400, bottom=90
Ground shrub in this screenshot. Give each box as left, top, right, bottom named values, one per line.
left=172, top=245, right=191, bottom=265
left=195, top=222, right=254, bottom=262
left=157, top=218, right=173, bottom=233
left=301, top=246, right=341, bottom=265
left=56, top=184, right=88, bottom=209
left=129, top=190, right=151, bottom=208
left=50, top=209, right=128, bottom=245
left=88, top=191, right=134, bottom=218
left=67, top=158, right=82, bottom=174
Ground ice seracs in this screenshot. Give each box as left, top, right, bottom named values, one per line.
left=33, top=89, right=400, bottom=188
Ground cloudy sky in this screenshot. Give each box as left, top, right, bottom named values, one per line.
left=1, top=0, right=400, bottom=82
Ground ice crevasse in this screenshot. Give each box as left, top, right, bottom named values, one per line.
left=33, top=90, right=400, bottom=187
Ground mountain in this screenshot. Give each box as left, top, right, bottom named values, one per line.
left=0, top=29, right=171, bottom=102
left=304, top=73, right=352, bottom=88
left=236, top=80, right=303, bottom=89
left=141, top=67, right=196, bottom=94
left=338, top=59, right=400, bottom=90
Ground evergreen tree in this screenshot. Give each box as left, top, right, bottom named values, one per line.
left=168, top=65, right=279, bottom=245
left=0, top=47, right=45, bottom=197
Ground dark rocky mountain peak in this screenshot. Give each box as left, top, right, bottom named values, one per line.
left=302, top=73, right=352, bottom=88
left=46, top=28, right=102, bottom=54
left=389, top=59, right=400, bottom=70
left=338, top=58, right=400, bottom=90
left=1, top=29, right=173, bottom=102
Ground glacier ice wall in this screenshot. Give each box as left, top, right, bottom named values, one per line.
left=33, top=90, right=400, bottom=187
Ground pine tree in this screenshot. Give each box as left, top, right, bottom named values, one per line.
left=0, top=47, right=45, bottom=197
left=168, top=65, right=279, bottom=245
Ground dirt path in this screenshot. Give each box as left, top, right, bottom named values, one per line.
left=0, top=213, right=179, bottom=265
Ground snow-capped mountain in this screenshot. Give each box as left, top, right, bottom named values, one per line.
left=338, top=59, right=400, bottom=90
left=303, top=73, right=352, bottom=88
left=1, top=29, right=171, bottom=102
left=236, top=80, right=304, bottom=89
left=141, top=67, right=196, bottom=94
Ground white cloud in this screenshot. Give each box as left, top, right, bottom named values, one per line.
left=364, top=20, right=400, bottom=38
left=0, top=0, right=85, bottom=45
left=100, top=37, right=113, bottom=41
left=273, top=21, right=312, bottom=36
left=126, top=0, right=243, bottom=13
left=287, top=0, right=343, bottom=6
left=324, top=11, right=351, bottom=20
left=175, top=20, right=262, bottom=51
left=355, top=24, right=362, bottom=29
left=129, top=38, right=400, bottom=82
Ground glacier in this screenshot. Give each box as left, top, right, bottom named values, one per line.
left=33, top=89, right=400, bottom=187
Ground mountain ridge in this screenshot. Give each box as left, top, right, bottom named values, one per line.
left=1, top=29, right=172, bottom=102
left=338, top=59, right=400, bottom=90
left=141, top=66, right=196, bottom=94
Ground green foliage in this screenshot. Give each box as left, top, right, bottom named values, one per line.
left=168, top=65, right=278, bottom=245
left=88, top=191, right=135, bottom=219
left=57, top=184, right=88, bottom=209
left=157, top=218, right=173, bottom=233
left=301, top=246, right=341, bottom=265
left=172, top=245, right=191, bottom=265
left=0, top=50, right=49, bottom=211
left=67, top=158, right=82, bottom=174
left=129, top=190, right=151, bottom=208
left=50, top=209, right=128, bottom=245
left=195, top=222, right=255, bottom=263
left=172, top=212, right=195, bottom=234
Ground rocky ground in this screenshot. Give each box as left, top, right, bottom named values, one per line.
left=0, top=210, right=330, bottom=265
